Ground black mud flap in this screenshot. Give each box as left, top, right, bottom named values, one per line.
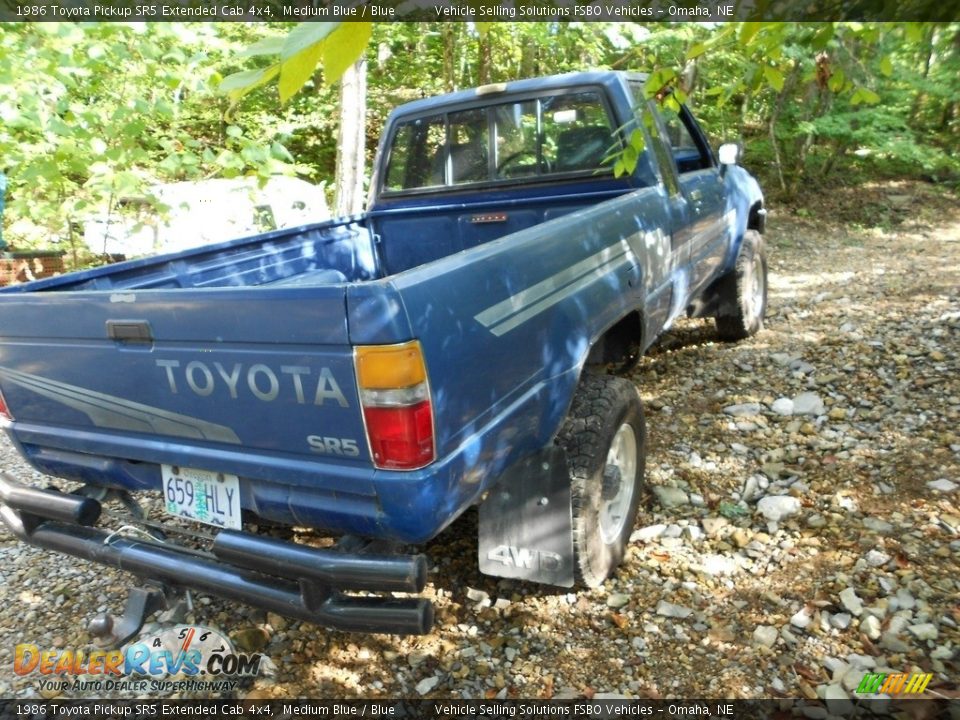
left=478, top=446, right=575, bottom=587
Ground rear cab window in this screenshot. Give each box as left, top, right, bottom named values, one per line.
left=382, top=90, right=623, bottom=194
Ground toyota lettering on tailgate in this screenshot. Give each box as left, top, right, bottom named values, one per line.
left=155, top=359, right=350, bottom=407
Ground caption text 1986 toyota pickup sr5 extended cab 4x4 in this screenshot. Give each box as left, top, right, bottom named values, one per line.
left=0, top=72, right=766, bottom=638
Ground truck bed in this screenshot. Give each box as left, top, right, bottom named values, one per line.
left=0, top=218, right=380, bottom=293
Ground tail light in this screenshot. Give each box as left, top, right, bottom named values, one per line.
left=0, top=387, right=12, bottom=425
left=354, top=341, right=435, bottom=471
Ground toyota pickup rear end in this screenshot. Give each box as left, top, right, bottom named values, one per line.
left=0, top=71, right=766, bottom=637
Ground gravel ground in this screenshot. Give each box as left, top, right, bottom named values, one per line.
left=1, top=180, right=957, bottom=701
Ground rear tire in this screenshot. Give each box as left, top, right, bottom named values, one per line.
left=556, top=374, right=646, bottom=588
left=714, top=229, right=768, bottom=341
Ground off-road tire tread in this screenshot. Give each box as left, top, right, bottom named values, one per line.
left=715, top=229, right=767, bottom=341
left=555, top=373, right=645, bottom=588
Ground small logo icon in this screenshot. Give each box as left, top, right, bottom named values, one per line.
left=855, top=672, right=933, bottom=695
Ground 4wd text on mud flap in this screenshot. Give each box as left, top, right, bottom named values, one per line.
left=486, top=545, right=563, bottom=571
left=156, top=360, right=349, bottom=407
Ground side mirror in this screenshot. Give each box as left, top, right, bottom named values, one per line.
left=718, top=143, right=741, bottom=166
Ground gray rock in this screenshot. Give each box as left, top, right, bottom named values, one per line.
left=792, top=392, right=825, bottom=416
left=771, top=398, right=794, bottom=416
left=931, top=645, right=953, bottom=660
left=823, top=685, right=853, bottom=715
left=630, top=524, right=667, bottom=542
left=415, top=676, right=439, bottom=695
left=908, top=623, right=938, bottom=641
left=807, top=513, right=827, bottom=529
left=860, top=615, right=882, bottom=640
left=757, top=495, right=801, bottom=522
left=839, top=588, right=863, bottom=616
left=927, top=478, right=958, bottom=492
left=895, top=588, right=916, bottom=610
left=790, top=608, right=813, bottom=629
left=753, top=625, right=778, bottom=648
left=880, top=632, right=911, bottom=653
left=606, top=593, right=630, bottom=609
left=830, top=613, right=852, bottom=630
left=741, top=475, right=762, bottom=502
left=862, top=517, right=894, bottom=533
left=701, top=517, right=729, bottom=537
left=656, top=601, right=693, bottom=619
left=846, top=654, right=876, bottom=669
left=801, top=707, right=828, bottom=720
left=652, top=486, right=689, bottom=508
left=723, top=402, right=761, bottom=417
left=467, top=587, right=490, bottom=605
left=663, top=524, right=683, bottom=538
left=865, top=550, right=891, bottom=567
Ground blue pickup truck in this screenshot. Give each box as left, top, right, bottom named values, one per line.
left=0, top=71, right=765, bottom=638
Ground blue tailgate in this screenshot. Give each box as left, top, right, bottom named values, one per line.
left=0, top=285, right=374, bottom=495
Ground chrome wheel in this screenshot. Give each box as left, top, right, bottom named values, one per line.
left=743, top=253, right=766, bottom=325
left=599, top=423, right=638, bottom=545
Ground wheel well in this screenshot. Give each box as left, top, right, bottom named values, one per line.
left=585, top=311, right=643, bottom=371
left=748, top=201, right=766, bottom=234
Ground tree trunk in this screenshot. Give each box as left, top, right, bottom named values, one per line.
left=477, top=32, right=492, bottom=85
left=441, top=24, right=456, bottom=92
left=334, top=58, right=368, bottom=217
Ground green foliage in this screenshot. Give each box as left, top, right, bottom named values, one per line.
left=1, top=20, right=957, bottom=257
left=0, top=22, right=303, bottom=253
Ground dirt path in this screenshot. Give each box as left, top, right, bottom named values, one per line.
left=0, top=181, right=957, bottom=701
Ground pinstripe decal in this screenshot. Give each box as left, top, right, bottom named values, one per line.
left=0, top=366, right=241, bottom=444
left=474, top=244, right=631, bottom=336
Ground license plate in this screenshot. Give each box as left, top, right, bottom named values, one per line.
left=161, top=465, right=242, bottom=530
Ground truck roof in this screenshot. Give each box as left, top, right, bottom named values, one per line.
left=390, top=70, right=646, bottom=119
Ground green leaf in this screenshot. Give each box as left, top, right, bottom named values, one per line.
left=226, top=125, right=243, bottom=138
left=739, top=22, right=763, bottom=46
left=279, top=42, right=324, bottom=104
left=281, top=23, right=339, bottom=62
left=811, top=24, right=835, bottom=51
left=850, top=87, right=881, bottom=105
left=828, top=68, right=845, bottom=93
left=763, top=67, right=784, bottom=92
left=879, top=56, right=893, bottom=77
left=270, top=142, right=294, bottom=162
left=320, top=22, right=372, bottom=86
left=219, top=64, right=281, bottom=103
left=905, top=23, right=924, bottom=43
left=685, top=42, right=708, bottom=61
left=644, top=68, right=677, bottom=99
left=240, top=36, right=285, bottom=58
left=629, top=129, right=645, bottom=153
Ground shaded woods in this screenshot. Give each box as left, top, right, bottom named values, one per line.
left=0, top=22, right=957, bottom=257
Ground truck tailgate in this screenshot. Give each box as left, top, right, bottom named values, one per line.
left=0, top=286, right=373, bottom=482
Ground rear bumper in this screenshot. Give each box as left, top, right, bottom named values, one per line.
left=0, top=472, right=434, bottom=635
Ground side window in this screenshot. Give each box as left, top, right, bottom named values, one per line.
left=662, top=110, right=713, bottom=175
left=384, top=114, right=446, bottom=191
left=644, top=111, right=681, bottom=196
left=447, top=109, right=490, bottom=185
left=541, top=92, right=615, bottom=174
left=492, top=100, right=539, bottom=179
left=383, top=90, right=622, bottom=193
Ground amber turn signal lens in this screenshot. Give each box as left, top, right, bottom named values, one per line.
left=355, top=341, right=427, bottom=390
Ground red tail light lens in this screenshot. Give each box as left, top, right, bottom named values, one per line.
left=362, top=401, right=434, bottom=470
left=355, top=341, right=435, bottom=471
left=0, top=387, right=12, bottom=424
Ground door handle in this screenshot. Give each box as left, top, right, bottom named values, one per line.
left=106, top=319, right=153, bottom=344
